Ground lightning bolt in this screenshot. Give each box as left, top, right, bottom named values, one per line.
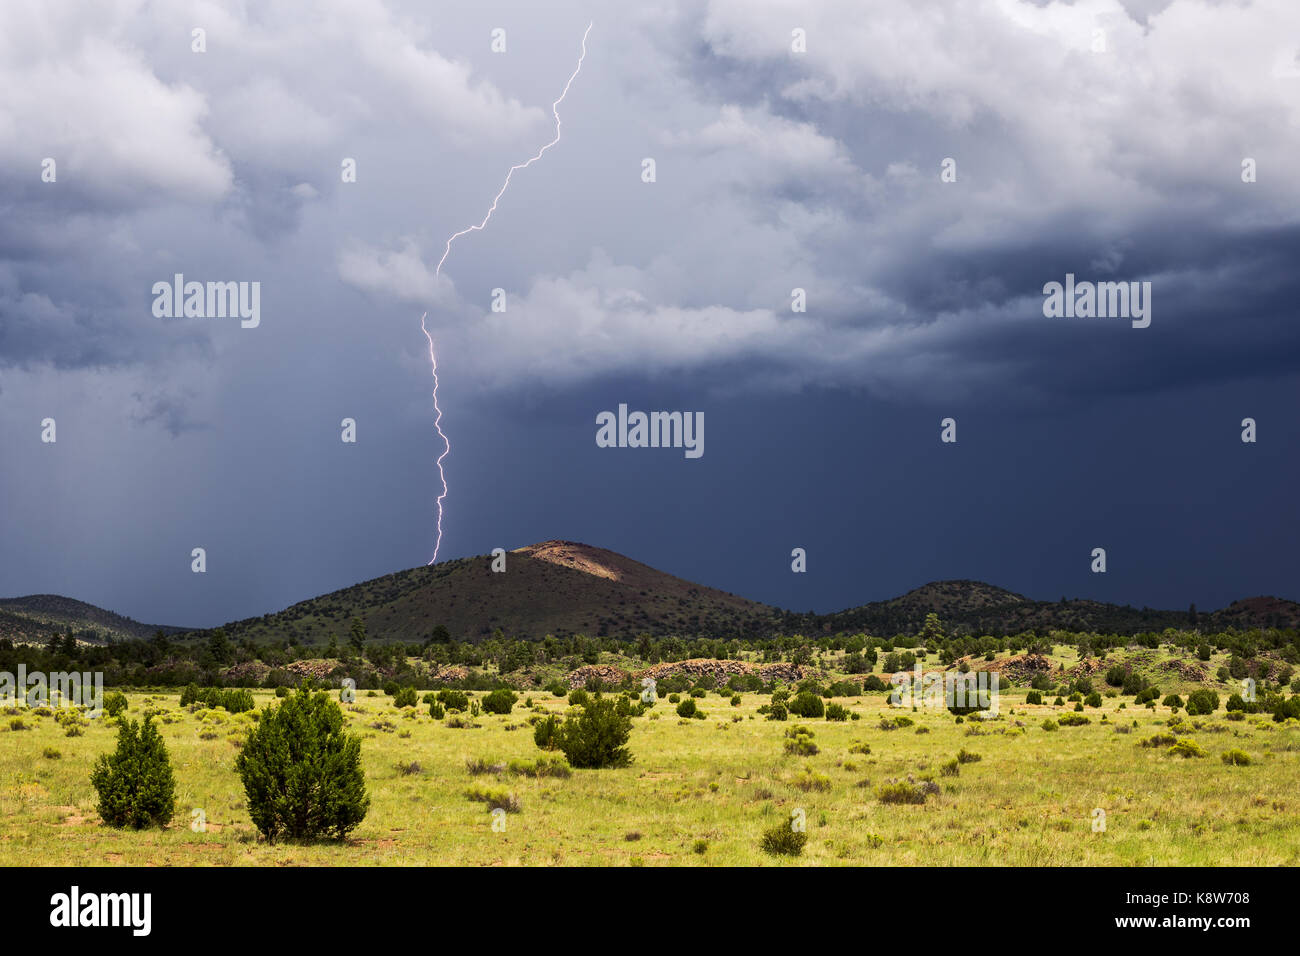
left=422, top=21, right=593, bottom=565
left=419, top=312, right=449, bottom=565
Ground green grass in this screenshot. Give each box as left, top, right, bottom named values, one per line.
left=2, top=690, right=1297, bottom=866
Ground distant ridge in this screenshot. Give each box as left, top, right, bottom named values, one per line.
left=818, top=580, right=1300, bottom=635
left=2, top=542, right=1296, bottom=644
left=0, top=594, right=186, bottom=643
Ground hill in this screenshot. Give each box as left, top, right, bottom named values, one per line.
left=815, top=581, right=1300, bottom=635
left=217, top=540, right=782, bottom=644
left=0, top=595, right=184, bottom=644
left=3, top=544, right=1297, bottom=646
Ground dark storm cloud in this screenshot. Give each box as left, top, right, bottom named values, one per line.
left=1, top=0, right=1297, bottom=627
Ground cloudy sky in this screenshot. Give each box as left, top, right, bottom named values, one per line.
left=2, top=0, right=1298, bottom=629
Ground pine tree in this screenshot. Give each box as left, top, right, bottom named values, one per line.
left=349, top=617, right=367, bottom=654
left=90, top=715, right=176, bottom=828
left=236, top=687, right=369, bottom=841
left=553, top=694, right=633, bottom=768
left=207, top=628, right=231, bottom=664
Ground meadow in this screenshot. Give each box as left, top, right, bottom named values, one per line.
left=3, top=680, right=1296, bottom=866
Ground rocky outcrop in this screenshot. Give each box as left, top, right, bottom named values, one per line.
left=565, top=664, right=630, bottom=688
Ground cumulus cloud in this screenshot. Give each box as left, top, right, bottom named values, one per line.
left=7, top=0, right=1300, bottom=410
left=0, top=6, right=231, bottom=207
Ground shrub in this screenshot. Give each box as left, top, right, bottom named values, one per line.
left=533, top=715, right=560, bottom=750
left=1197, top=643, right=1213, bottom=661
left=1162, top=694, right=1183, bottom=709
left=102, top=691, right=128, bottom=718
left=465, top=755, right=505, bottom=776
left=43, top=746, right=62, bottom=759
left=222, top=689, right=255, bottom=713
left=877, top=781, right=931, bottom=805
left=90, top=715, right=176, bottom=829
left=940, top=759, right=960, bottom=777
left=1025, top=690, right=1043, bottom=705
left=393, top=687, right=418, bottom=708
left=1184, top=690, right=1219, bottom=716
left=439, top=689, right=470, bottom=711
left=428, top=699, right=445, bottom=719
left=465, top=786, right=521, bottom=813
left=675, top=698, right=698, bottom=719
left=730, top=694, right=742, bottom=707
left=1220, top=749, right=1251, bottom=766
left=760, top=822, right=807, bottom=856
left=1122, top=673, right=1150, bottom=696
left=947, top=685, right=995, bottom=717
left=1084, top=692, right=1102, bottom=708
left=1053, top=697, right=1064, bottom=706
left=1271, top=696, right=1300, bottom=722
left=824, top=703, right=850, bottom=721
left=956, top=748, right=982, bottom=764
left=481, top=689, right=518, bottom=715
left=1040, top=719, right=1058, bottom=731
left=54, top=707, right=87, bottom=736
left=275, top=686, right=289, bottom=698
left=1057, top=713, right=1090, bottom=726
left=766, top=702, right=788, bottom=721
left=550, top=695, right=633, bottom=768
left=787, top=692, right=825, bottom=718
left=567, top=688, right=589, bottom=707
left=862, top=675, right=888, bottom=692
left=1167, top=739, right=1207, bottom=758
left=783, top=729, right=819, bottom=757
left=506, top=755, right=572, bottom=778
left=235, top=688, right=369, bottom=841
left=791, top=769, right=831, bottom=791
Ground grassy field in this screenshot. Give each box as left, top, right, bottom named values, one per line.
left=2, top=684, right=1296, bottom=866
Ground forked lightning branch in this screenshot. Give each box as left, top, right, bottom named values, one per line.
left=420, top=21, right=594, bottom=564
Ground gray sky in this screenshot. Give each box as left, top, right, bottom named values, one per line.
left=2, top=0, right=1298, bottom=628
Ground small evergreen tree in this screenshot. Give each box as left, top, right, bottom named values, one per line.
left=551, top=695, right=633, bottom=768
left=235, top=687, right=369, bottom=842
left=90, top=715, right=176, bottom=829
left=393, top=687, right=418, bottom=708
left=349, top=617, right=367, bottom=654
left=533, top=714, right=559, bottom=750
left=481, top=689, right=517, bottom=714
left=206, top=628, right=232, bottom=665
left=102, top=691, right=128, bottom=718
